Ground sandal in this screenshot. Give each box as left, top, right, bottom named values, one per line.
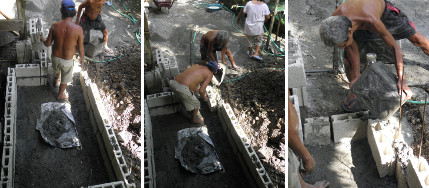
left=104, top=47, right=114, bottom=54
left=252, top=55, right=263, bottom=61
left=342, top=94, right=358, bottom=112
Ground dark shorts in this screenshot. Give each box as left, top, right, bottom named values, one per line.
left=79, top=13, right=106, bottom=32
left=353, top=0, right=416, bottom=41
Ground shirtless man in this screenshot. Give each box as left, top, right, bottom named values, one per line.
left=75, top=0, right=113, bottom=53
left=169, top=61, right=218, bottom=124
left=288, top=92, right=330, bottom=188
left=319, top=0, right=429, bottom=111
left=41, top=0, right=84, bottom=100
left=201, top=30, right=240, bottom=70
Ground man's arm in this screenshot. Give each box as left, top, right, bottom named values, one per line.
left=199, top=72, right=213, bottom=101
left=77, top=27, right=85, bottom=66
left=288, top=98, right=315, bottom=174
left=220, top=38, right=229, bottom=63
left=40, top=25, right=54, bottom=47
left=207, top=35, right=217, bottom=62
left=372, top=18, right=412, bottom=98
left=75, top=1, right=87, bottom=25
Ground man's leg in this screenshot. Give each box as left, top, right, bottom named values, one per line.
left=225, top=49, right=239, bottom=69
left=246, top=35, right=254, bottom=56
left=57, top=84, right=68, bottom=100
left=192, top=108, right=203, bottom=124
left=253, top=34, right=263, bottom=57
left=408, top=31, right=429, bottom=56
left=102, top=29, right=112, bottom=53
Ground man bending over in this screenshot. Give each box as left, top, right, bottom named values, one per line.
left=320, top=0, right=429, bottom=111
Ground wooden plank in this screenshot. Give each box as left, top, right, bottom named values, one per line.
left=0, top=20, right=24, bottom=31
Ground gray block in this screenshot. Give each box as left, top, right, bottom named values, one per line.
left=16, top=39, right=32, bottom=64
left=407, top=157, right=429, bottom=188
left=292, top=87, right=308, bottom=107
left=303, top=117, right=331, bottom=146
left=331, top=111, right=368, bottom=143
left=85, top=38, right=104, bottom=57
left=288, top=58, right=307, bottom=88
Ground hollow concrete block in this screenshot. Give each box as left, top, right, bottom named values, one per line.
left=331, top=111, right=368, bottom=143
left=292, top=87, right=308, bottom=107
left=303, top=117, right=330, bottom=146
left=88, top=181, right=126, bottom=188
left=146, top=92, right=178, bottom=108
left=16, top=39, right=32, bottom=64
left=368, top=118, right=396, bottom=178
left=288, top=57, right=306, bottom=88
left=407, top=157, right=429, bottom=188
left=85, top=38, right=104, bottom=57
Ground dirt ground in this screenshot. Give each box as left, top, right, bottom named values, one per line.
left=0, top=0, right=141, bottom=186
left=289, top=0, right=429, bottom=187
left=146, top=0, right=285, bottom=187
left=15, top=79, right=109, bottom=187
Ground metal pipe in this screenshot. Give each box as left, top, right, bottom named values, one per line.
left=305, top=69, right=335, bottom=74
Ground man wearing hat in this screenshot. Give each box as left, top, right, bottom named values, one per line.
left=41, top=0, right=84, bottom=100
left=75, top=0, right=113, bottom=54
left=169, top=61, right=218, bottom=124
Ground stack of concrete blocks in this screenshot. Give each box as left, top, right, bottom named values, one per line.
left=15, top=49, right=49, bottom=86
left=143, top=101, right=156, bottom=188
left=0, top=68, right=17, bottom=187
left=289, top=95, right=303, bottom=141
left=303, top=117, right=330, bottom=146
left=407, top=157, right=429, bottom=188
left=288, top=37, right=307, bottom=106
left=28, top=18, right=52, bottom=60
left=331, top=111, right=368, bottom=143
left=218, top=102, right=274, bottom=188
left=155, top=49, right=179, bottom=81
left=206, top=85, right=220, bottom=112
left=80, top=71, right=136, bottom=188
left=146, top=91, right=180, bottom=116
left=367, top=118, right=397, bottom=178
left=85, top=181, right=126, bottom=188
left=15, top=39, right=32, bottom=64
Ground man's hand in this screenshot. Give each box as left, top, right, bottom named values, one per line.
left=302, top=155, right=316, bottom=175
left=39, top=32, right=45, bottom=42
left=398, top=80, right=413, bottom=101
left=203, top=95, right=208, bottom=102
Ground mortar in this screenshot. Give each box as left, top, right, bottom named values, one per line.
left=351, top=61, right=405, bottom=120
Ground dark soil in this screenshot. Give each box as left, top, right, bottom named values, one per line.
left=151, top=105, right=250, bottom=188
left=221, top=55, right=286, bottom=187
left=86, top=45, right=142, bottom=185
left=15, top=83, right=109, bottom=187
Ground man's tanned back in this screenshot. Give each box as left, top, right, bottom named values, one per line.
left=175, top=64, right=212, bottom=92
left=50, top=21, right=83, bottom=60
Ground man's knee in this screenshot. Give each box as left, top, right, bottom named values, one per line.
left=102, top=29, right=108, bottom=36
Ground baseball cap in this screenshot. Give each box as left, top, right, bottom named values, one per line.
left=61, top=0, right=75, bottom=10
left=207, top=61, right=219, bottom=74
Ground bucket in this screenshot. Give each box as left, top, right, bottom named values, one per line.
left=207, top=4, right=222, bottom=12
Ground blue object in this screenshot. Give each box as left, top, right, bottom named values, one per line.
left=208, top=61, right=219, bottom=73
left=61, top=0, right=75, bottom=10
left=207, top=4, right=222, bottom=12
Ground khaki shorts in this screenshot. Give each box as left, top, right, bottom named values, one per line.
left=169, top=80, right=200, bottom=111
left=52, top=56, right=74, bottom=84
left=245, top=34, right=263, bottom=47
left=288, top=148, right=302, bottom=188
